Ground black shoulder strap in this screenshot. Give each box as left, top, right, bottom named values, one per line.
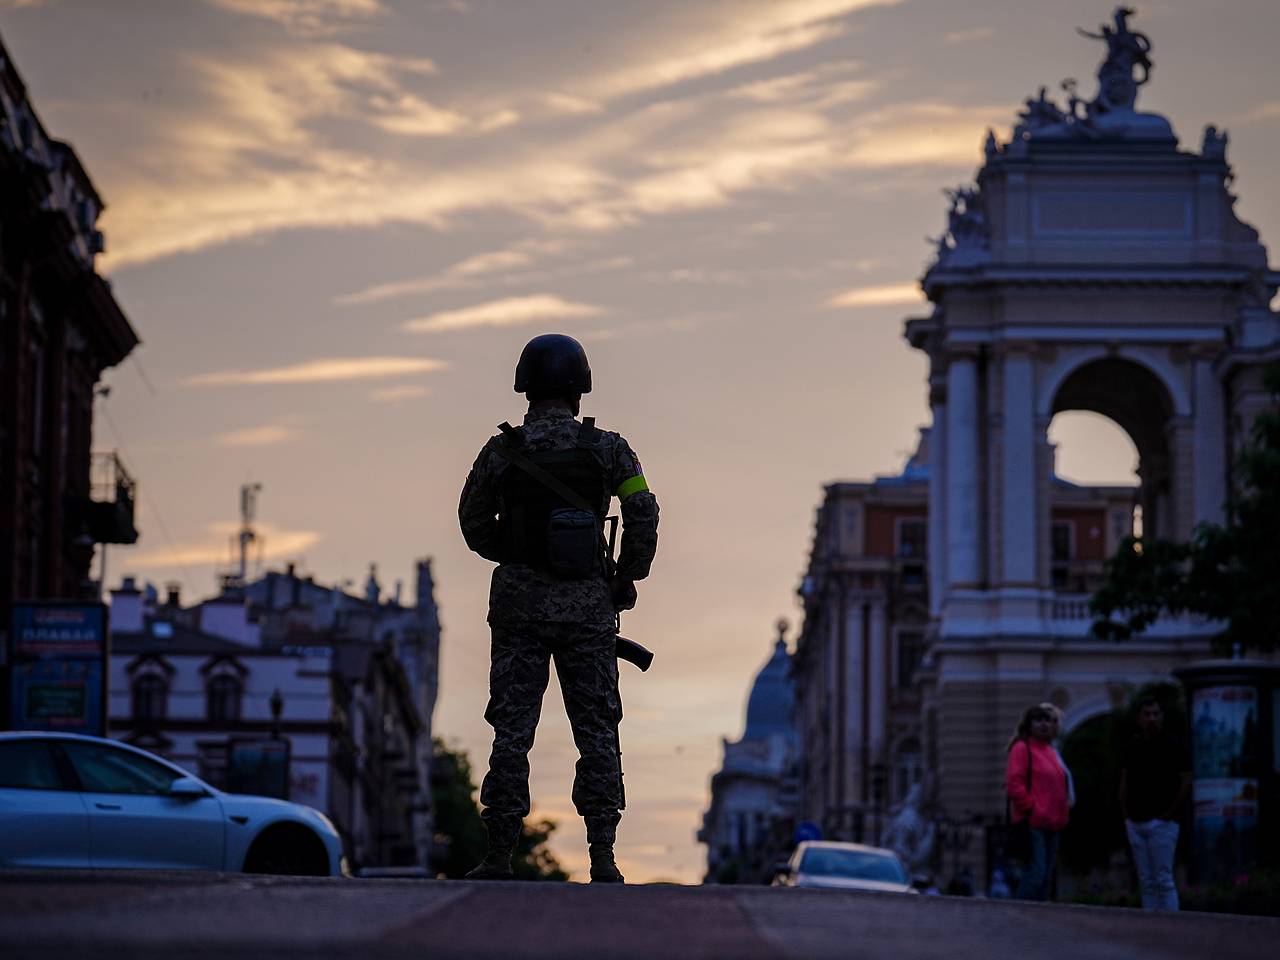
left=576, top=416, right=599, bottom=447
left=490, top=427, right=596, bottom=514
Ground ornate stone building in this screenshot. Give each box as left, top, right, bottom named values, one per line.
left=699, top=623, right=798, bottom=884
left=796, top=8, right=1280, bottom=885
left=792, top=432, right=1133, bottom=847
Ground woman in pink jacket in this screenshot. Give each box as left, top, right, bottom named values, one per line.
left=1006, top=704, right=1071, bottom=900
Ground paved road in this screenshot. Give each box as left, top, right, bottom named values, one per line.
left=0, top=870, right=1274, bottom=959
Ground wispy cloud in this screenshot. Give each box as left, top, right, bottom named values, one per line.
left=127, top=522, right=322, bottom=569
left=215, top=424, right=297, bottom=446
left=368, top=94, right=518, bottom=137
left=827, top=281, right=922, bottom=307
left=1238, top=101, right=1280, bottom=124
left=728, top=60, right=876, bottom=109
left=188, top=356, right=447, bottom=385
left=96, top=0, right=984, bottom=272
left=541, top=92, right=604, bottom=116
left=403, top=294, right=602, bottom=333
left=336, top=248, right=538, bottom=306
left=205, top=0, right=388, bottom=37
left=845, top=102, right=1007, bottom=168
left=944, top=27, right=994, bottom=44
left=370, top=384, right=430, bottom=402
left=589, top=0, right=901, bottom=99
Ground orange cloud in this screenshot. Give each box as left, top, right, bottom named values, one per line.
left=403, top=294, right=602, bottom=333
left=188, top=356, right=447, bottom=385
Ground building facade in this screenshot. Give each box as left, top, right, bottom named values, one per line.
left=106, top=559, right=442, bottom=871
left=791, top=13, right=1280, bottom=888
left=902, top=11, right=1279, bottom=888
left=793, top=431, right=1134, bottom=849
left=0, top=32, right=140, bottom=723
left=699, top=622, right=799, bottom=884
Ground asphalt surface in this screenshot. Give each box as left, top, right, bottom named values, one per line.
left=0, top=870, right=1275, bottom=959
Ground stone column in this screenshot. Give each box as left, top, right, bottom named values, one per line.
left=1193, top=358, right=1227, bottom=526
left=946, top=354, right=981, bottom=587
left=1167, top=417, right=1197, bottom=541
left=927, top=384, right=947, bottom=617
left=1001, top=350, right=1038, bottom=585
left=867, top=599, right=887, bottom=762
left=844, top=596, right=865, bottom=808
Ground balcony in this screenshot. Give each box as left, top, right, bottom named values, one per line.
left=88, top=451, right=138, bottom=544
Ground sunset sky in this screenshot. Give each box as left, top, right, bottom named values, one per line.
left=4, top=0, right=1278, bottom=882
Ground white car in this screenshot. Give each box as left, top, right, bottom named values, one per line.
left=0, top=732, right=345, bottom=876
left=775, top=841, right=916, bottom=894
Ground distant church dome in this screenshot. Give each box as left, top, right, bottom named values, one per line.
left=743, top=620, right=794, bottom=741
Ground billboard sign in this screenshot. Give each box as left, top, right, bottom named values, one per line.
left=1189, top=684, right=1259, bottom=883
left=8, top=603, right=108, bottom=736
left=227, top=737, right=291, bottom=799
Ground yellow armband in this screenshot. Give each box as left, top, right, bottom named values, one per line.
left=617, top=475, right=649, bottom=499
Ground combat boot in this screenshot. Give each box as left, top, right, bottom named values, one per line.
left=464, top=849, right=514, bottom=880
left=465, top=815, right=519, bottom=880
left=588, top=842, right=624, bottom=883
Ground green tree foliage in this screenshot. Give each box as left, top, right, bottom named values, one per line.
left=430, top=738, right=568, bottom=881
left=1091, top=367, right=1280, bottom=653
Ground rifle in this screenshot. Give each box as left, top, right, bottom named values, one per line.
left=606, top=514, right=654, bottom=671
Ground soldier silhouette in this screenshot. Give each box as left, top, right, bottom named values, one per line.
left=458, top=334, right=659, bottom=882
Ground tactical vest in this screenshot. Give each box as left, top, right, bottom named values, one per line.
left=495, top=419, right=609, bottom=579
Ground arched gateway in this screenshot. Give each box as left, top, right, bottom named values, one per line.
left=904, top=9, right=1279, bottom=865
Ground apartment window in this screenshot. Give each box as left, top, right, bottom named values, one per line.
left=896, top=630, right=926, bottom=688
left=206, top=675, right=243, bottom=723
left=132, top=675, right=168, bottom=722
left=1051, top=522, right=1073, bottom=590
left=897, top=520, right=927, bottom=559
left=29, top=303, right=46, bottom=458
left=1051, top=522, right=1072, bottom=562
left=898, top=519, right=927, bottom=586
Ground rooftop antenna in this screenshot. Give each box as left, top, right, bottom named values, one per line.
left=220, top=482, right=263, bottom=593
left=238, top=482, right=263, bottom=583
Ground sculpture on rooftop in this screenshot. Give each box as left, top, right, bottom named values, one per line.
left=930, top=184, right=989, bottom=268
left=1003, top=7, right=1172, bottom=145
left=1078, top=6, right=1152, bottom=115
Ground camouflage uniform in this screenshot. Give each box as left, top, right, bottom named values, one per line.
left=459, top=405, right=659, bottom=848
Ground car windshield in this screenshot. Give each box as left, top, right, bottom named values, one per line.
left=799, top=848, right=907, bottom=883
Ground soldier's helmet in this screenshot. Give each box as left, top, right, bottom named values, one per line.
left=514, top=333, right=592, bottom=396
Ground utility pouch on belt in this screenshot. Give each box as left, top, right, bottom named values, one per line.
left=546, top=507, right=601, bottom=579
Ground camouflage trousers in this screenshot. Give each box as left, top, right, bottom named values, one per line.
left=479, top=621, right=623, bottom=846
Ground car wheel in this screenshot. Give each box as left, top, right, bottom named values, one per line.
left=243, top=822, right=330, bottom=876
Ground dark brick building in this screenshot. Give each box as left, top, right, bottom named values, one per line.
left=1, top=34, right=140, bottom=717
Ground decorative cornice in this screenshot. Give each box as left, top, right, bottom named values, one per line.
left=925, top=267, right=1254, bottom=291
left=126, top=652, right=175, bottom=677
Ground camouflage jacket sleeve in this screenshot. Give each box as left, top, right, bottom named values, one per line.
left=458, top=442, right=505, bottom=563
left=608, top=432, right=659, bottom=581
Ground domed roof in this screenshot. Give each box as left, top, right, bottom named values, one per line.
left=742, top=624, right=794, bottom=741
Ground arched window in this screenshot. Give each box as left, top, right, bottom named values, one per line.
left=206, top=675, right=242, bottom=723
left=132, top=675, right=168, bottom=722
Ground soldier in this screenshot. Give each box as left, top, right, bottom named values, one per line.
left=459, top=333, right=659, bottom=883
